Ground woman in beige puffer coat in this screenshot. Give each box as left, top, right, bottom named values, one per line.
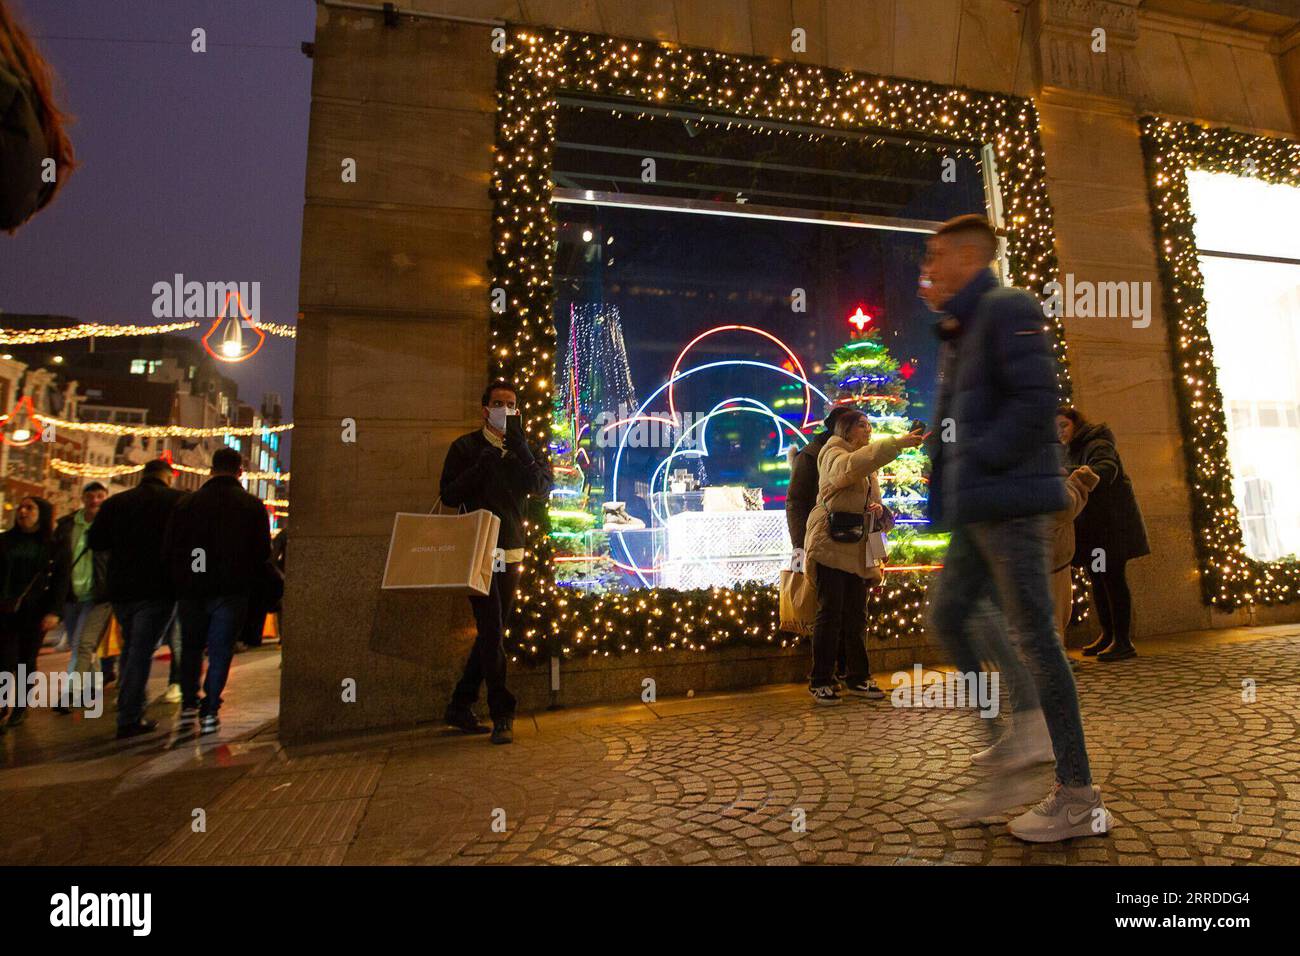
left=803, top=409, right=923, bottom=704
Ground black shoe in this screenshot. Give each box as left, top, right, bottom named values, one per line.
left=843, top=678, right=885, bottom=699
left=809, top=684, right=842, bottom=706
left=200, top=714, right=220, bottom=735
left=179, top=703, right=200, bottom=720
left=116, top=719, right=158, bottom=740
left=445, top=706, right=490, bottom=735
left=1081, top=632, right=1113, bottom=656
left=491, top=718, right=514, bottom=745
left=1097, top=642, right=1137, bottom=662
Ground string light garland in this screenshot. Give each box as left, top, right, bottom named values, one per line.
left=48, top=457, right=289, bottom=483
left=1139, top=117, right=1300, bottom=608
left=36, top=415, right=292, bottom=439
left=0, top=320, right=296, bottom=346
left=491, top=27, right=1070, bottom=660
left=0, top=321, right=200, bottom=346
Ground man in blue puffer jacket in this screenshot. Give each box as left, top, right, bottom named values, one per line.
left=922, top=214, right=1111, bottom=844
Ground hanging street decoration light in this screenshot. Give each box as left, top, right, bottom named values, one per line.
left=0, top=395, right=43, bottom=446
left=202, top=290, right=266, bottom=363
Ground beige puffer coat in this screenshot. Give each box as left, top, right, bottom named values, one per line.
left=803, top=434, right=903, bottom=582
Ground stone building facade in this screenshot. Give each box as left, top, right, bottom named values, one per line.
left=283, top=0, right=1300, bottom=741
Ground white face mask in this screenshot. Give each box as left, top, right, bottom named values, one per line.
left=487, top=407, right=509, bottom=432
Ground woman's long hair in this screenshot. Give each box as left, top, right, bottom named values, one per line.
left=18, top=495, right=55, bottom=542
left=0, top=0, right=76, bottom=204
left=1057, top=405, right=1088, bottom=435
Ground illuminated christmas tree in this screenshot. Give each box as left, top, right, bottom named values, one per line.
left=548, top=303, right=638, bottom=589
left=824, top=306, right=944, bottom=565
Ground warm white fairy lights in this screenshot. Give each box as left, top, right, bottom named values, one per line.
left=1139, top=117, right=1300, bottom=608
left=37, top=415, right=292, bottom=439
left=0, top=320, right=296, bottom=347
left=491, top=27, right=1073, bottom=660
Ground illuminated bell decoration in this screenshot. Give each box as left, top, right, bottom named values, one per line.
left=202, top=291, right=266, bottom=363
left=0, top=395, right=42, bottom=446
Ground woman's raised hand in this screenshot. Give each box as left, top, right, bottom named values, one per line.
left=898, top=428, right=925, bottom=449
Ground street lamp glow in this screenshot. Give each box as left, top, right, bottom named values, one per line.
left=581, top=229, right=593, bottom=242
left=221, top=340, right=242, bottom=358
left=12, top=428, right=30, bottom=443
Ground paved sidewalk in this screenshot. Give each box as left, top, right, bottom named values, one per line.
left=2, top=626, right=1298, bottom=865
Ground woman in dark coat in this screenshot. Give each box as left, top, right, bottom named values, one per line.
left=0, top=496, right=65, bottom=730
left=1056, top=407, right=1150, bottom=661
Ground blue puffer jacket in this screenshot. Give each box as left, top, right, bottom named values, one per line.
left=927, top=268, right=1068, bottom=528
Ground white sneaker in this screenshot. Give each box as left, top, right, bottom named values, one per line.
left=971, top=709, right=1054, bottom=771
left=164, top=683, right=182, bottom=703
left=942, top=766, right=1050, bottom=823
left=1008, top=783, right=1113, bottom=843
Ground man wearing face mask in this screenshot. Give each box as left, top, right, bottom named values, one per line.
left=439, top=380, right=552, bottom=744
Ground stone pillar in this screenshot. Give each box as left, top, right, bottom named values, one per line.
left=280, top=7, right=498, bottom=741
left=1033, top=0, right=1210, bottom=636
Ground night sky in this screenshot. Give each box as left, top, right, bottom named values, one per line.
left=0, top=0, right=317, bottom=461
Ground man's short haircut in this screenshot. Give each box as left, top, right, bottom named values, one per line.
left=142, top=458, right=174, bottom=476
left=82, top=481, right=107, bottom=494
left=481, top=379, right=516, bottom=407
left=211, top=447, right=243, bottom=475
left=935, top=214, right=998, bottom=260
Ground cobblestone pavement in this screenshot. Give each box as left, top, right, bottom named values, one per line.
left=2, top=626, right=1298, bottom=865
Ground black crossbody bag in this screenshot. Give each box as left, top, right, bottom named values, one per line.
left=821, top=499, right=865, bottom=544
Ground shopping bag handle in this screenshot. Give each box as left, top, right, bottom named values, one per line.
left=429, top=497, right=468, bottom=516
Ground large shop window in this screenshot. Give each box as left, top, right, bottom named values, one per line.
left=547, top=100, right=991, bottom=593
left=1187, top=170, right=1300, bottom=563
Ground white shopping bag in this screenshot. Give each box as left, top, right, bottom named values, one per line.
left=380, top=509, right=501, bottom=596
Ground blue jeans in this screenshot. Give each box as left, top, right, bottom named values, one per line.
left=63, top=599, right=110, bottom=674
left=178, top=594, right=248, bottom=717
left=113, top=600, right=177, bottom=728
left=929, top=515, right=1092, bottom=786
left=166, top=616, right=182, bottom=686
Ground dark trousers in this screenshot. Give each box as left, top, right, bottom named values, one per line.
left=113, top=600, right=175, bottom=728
left=1086, top=558, right=1132, bottom=645
left=179, top=594, right=249, bottom=717
left=0, top=612, right=44, bottom=713
left=810, top=562, right=869, bottom=686
left=450, top=564, right=520, bottom=721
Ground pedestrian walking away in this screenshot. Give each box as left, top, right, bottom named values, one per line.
left=439, top=380, right=553, bottom=745
left=921, top=214, right=1111, bottom=843
left=88, top=457, right=186, bottom=739
left=165, top=447, right=272, bottom=736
